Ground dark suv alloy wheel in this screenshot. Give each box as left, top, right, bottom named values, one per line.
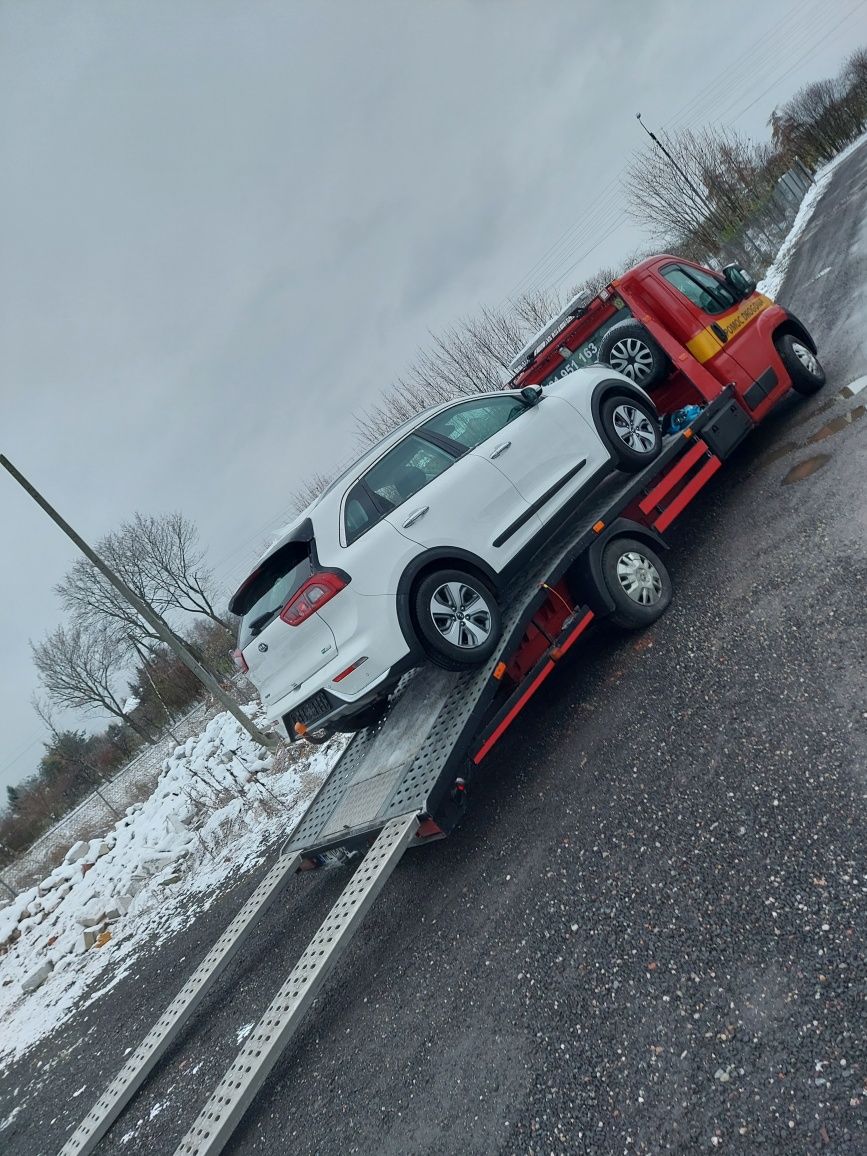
left=597, top=319, right=671, bottom=388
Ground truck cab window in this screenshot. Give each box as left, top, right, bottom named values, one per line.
left=662, top=265, right=737, bottom=316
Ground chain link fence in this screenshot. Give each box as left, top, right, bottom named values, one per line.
left=2, top=701, right=215, bottom=895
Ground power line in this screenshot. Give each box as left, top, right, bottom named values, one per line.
left=549, top=212, right=632, bottom=289
left=665, top=0, right=822, bottom=131
left=504, top=0, right=839, bottom=302
left=728, top=0, right=867, bottom=123
left=0, top=735, right=45, bottom=781
left=508, top=198, right=630, bottom=301
left=502, top=172, right=625, bottom=302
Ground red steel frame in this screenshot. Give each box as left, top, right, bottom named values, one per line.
left=470, top=433, right=725, bottom=768
left=472, top=609, right=595, bottom=765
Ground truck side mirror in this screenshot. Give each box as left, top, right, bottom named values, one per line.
left=520, top=385, right=543, bottom=406
left=722, top=264, right=756, bottom=298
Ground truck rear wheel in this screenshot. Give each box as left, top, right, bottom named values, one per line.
left=597, top=320, right=670, bottom=389
left=775, top=332, right=826, bottom=395
left=601, top=537, right=672, bottom=629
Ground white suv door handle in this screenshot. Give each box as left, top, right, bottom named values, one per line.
left=490, top=441, right=511, bottom=459
left=402, top=505, right=429, bottom=528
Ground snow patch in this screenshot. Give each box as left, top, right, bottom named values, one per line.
left=235, top=1021, right=255, bottom=1043
left=0, top=1103, right=24, bottom=1132
left=758, top=132, right=867, bottom=300
left=843, top=375, right=867, bottom=397
left=0, top=705, right=348, bottom=1071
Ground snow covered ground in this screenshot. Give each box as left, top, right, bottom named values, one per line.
left=758, top=130, right=867, bottom=300
left=0, top=706, right=346, bottom=1075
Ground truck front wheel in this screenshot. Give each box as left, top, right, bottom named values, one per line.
left=776, top=332, right=826, bottom=395
left=601, top=537, right=672, bottom=628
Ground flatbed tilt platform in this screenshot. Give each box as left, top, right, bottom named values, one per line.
left=287, top=388, right=743, bottom=862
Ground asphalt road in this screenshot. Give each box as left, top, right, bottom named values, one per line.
left=3, top=139, right=867, bottom=1156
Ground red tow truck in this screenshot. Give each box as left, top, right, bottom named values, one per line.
left=64, top=255, right=826, bottom=1156
left=510, top=252, right=824, bottom=425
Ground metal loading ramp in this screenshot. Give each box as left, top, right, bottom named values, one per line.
left=174, top=812, right=419, bottom=1156
left=60, top=814, right=418, bottom=1156
left=59, top=849, right=305, bottom=1156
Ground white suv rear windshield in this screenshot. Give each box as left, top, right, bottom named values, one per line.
left=237, top=542, right=312, bottom=649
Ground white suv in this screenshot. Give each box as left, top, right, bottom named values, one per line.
left=230, top=368, right=660, bottom=740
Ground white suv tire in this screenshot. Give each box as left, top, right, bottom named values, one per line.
left=598, top=393, right=661, bottom=473
left=413, top=568, right=502, bottom=670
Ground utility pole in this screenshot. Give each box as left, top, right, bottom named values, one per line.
left=1, top=455, right=277, bottom=751
left=633, top=110, right=735, bottom=236
left=636, top=113, right=722, bottom=221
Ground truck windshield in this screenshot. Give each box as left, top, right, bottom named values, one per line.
left=539, top=306, right=630, bottom=387
left=237, top=542, right=313, bottom=648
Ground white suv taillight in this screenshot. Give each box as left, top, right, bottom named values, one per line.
left=231, top=649, right=249, bottom=674
left=279, top=572, right=347, bottom=627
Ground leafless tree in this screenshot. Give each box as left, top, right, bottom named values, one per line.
left=58, top=554, right=161, bottom=652
left=56, top=511, right=226, bottom=657
left=508, top=285, right=565, bottom=329
left=290, top=470, right=336, bottom=514
left=842, top=46, right=867, bottom=124
left=125, top=512, right=228, bottom=627
left=354, top=288, right=573, bottom=446
left=623, top=125, right=772, bottom=265
left=31, top=624, right=157, bottom=743
left=771, top=51, right=867, bottom=167
left=565, top=247, right=655, bottom=300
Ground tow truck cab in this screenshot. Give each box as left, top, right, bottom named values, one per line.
left=509, top=253, right=820, bottom=431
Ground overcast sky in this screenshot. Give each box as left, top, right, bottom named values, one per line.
left=1, top=0, right=863, bottom=795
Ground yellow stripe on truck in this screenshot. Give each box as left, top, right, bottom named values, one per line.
left=685, top=328, right=724, bottom=362
left=686, top=293, right=774, bottom=363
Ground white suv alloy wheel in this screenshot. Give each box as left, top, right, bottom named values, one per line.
left=429, top=580, right=493, bottom=649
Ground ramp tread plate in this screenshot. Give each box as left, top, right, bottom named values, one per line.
left=174, top=812, right=419, bottom=1156
left=285, top=726, right=379, bottom=850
